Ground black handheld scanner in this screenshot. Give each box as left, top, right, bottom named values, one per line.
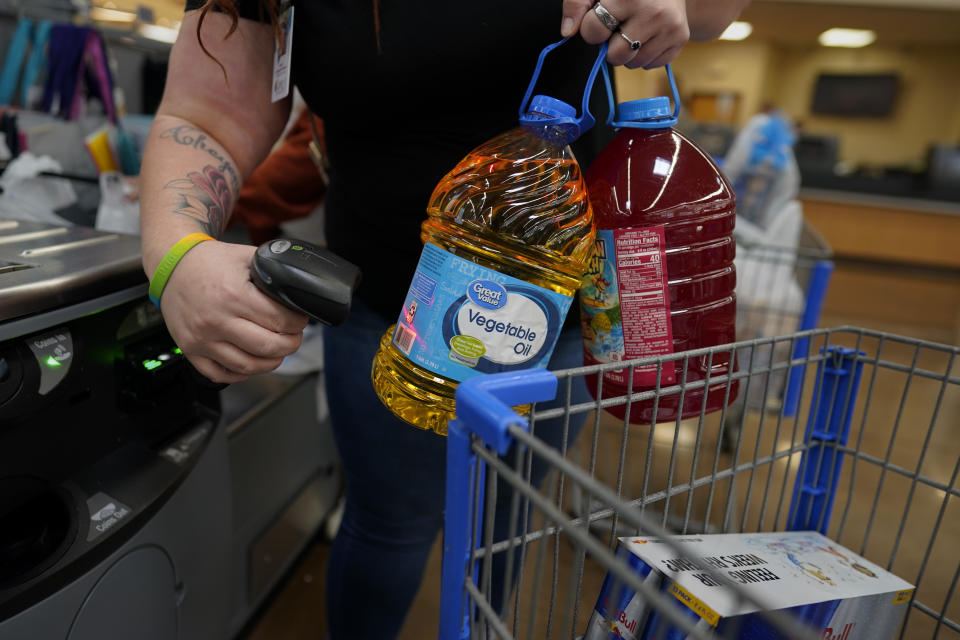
left=250, top=239, right=361, bottom=326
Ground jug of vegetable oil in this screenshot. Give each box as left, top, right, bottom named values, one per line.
left=371, top=40, right=605, bottom=434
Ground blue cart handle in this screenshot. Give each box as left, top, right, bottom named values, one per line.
left=455, top=369, right=558, bottom=454
left=440, top=369, right=559, bottom=640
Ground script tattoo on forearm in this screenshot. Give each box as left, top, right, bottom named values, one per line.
left=159, top=125, right=240, bottom=192
left=163, top=165, right=234, bottom=236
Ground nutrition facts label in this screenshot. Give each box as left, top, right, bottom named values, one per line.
left=614, top=226, right=675, bottom=384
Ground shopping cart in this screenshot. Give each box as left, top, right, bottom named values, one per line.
left=439, top=327, right=959, bottom=639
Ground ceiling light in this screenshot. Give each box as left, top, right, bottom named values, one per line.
left=819, top=28, right=876, bottom=48
left=138, top=23, right=180, bottom=44
left=719, top=21, right=753, bottom=41
left=89, top=7, right=137, bottom=23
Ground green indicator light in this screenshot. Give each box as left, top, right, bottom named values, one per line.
left=142, top=359, right=163, bottom=371
left=172, top=347, right=183, bottom=355
left=292, top=245, right=303, bottom=251
left=45, top=356, right=62, bottom=368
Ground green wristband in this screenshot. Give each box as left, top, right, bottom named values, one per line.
left=148, top=232, right=215, bottom=308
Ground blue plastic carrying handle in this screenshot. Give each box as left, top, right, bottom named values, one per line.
left=518, top=39, right=609, bottom=143
left=599, top=61, right=681, bottom=129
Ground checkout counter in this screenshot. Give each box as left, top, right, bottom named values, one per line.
left=799, top=187, right=960, bottom=340
left=0, top=218, right=340, bottom=639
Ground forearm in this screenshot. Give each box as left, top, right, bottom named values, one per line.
left=140, top=113, right=243, bottom=277
left=133, top=11, right=305, bottom=383
left=686, top=0, right=751, bottom=41
left=140, top=8, right=290, bottom=277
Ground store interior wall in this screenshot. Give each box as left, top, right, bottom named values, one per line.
left=614, top=41, right=771, bottom=131
left=615, top=38, right=960, bottom=169
left=767, top=43, right=960, bottom=168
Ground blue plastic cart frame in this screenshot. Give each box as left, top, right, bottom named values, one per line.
left=782, top=259, right=833, bottom=415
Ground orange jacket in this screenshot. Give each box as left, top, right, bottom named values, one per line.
left=230, top=107, right=327, bottom=244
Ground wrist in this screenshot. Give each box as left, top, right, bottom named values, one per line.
left=141, top=227, right=216, bottom=277
left=142, top=230, right=185, bottom=277
left=147, top=232, right=216, bottom=308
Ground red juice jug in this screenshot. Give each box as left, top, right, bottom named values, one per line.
left=580, top=68, right=738, bottom=424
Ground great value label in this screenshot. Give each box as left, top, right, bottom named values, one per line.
left=392, top=243, right=572, bottom=382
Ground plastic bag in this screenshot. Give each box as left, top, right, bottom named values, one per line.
left=0, top=152, right=77, bottom=225
left=724, top=110, right=800, bottom=232
left=95, top=171, right=140, bottom=234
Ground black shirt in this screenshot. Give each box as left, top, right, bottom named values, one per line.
left=184, top=0, right=613, bottom=319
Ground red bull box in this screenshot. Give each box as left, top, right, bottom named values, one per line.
left=582, top=531, right=914, bottom=640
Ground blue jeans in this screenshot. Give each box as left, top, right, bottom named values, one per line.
left=323, top=299, right=589, bottom=639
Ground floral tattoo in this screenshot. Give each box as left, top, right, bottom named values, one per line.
left=163, top=165, right=234, bottom=236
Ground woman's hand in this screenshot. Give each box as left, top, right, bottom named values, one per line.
left=561, top=0, right=751, bottom=67
left=561, top=0, right=689, bottom=69
left=159, top=240, right=309, bottom=383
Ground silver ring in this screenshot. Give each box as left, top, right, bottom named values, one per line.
left=593, top=2, right=620, bottom=31
left=618, top=30, right=642, bottom=51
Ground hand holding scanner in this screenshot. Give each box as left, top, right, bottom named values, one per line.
left=250, top=239, right=361, bottom=326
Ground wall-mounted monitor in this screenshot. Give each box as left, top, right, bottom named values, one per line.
left=811, top=73, right=900, bottom=117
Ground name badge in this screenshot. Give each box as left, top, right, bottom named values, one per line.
left=271, top=4, right=294, bottom=102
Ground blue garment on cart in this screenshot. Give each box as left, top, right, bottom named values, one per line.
left=21, top=20, right=52, bottom=107
left=323, top=298, right=589, bottom=640
left=41, top=25, right=116, bottom=123
left=0, top=18, right=32, bottom=105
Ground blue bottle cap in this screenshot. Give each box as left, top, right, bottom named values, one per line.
left=526, top=94, right=577, bottom=120
left=616, top=97, right=673, bottom=127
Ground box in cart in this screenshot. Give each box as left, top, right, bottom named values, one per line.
left=584, top=531, right=914, bottom=640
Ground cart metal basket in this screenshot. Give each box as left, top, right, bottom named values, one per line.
left=440, top=326, right=959, bottom=640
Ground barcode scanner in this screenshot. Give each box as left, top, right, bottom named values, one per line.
left=188, top=238, right=360, bottom=391
left=250, top=238, right=361, bottom=326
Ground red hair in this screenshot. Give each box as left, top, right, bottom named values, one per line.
left=194, top=0, right=281, bottom=76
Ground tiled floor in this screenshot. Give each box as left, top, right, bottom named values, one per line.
left=244, top=266, right=959, bottom=640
